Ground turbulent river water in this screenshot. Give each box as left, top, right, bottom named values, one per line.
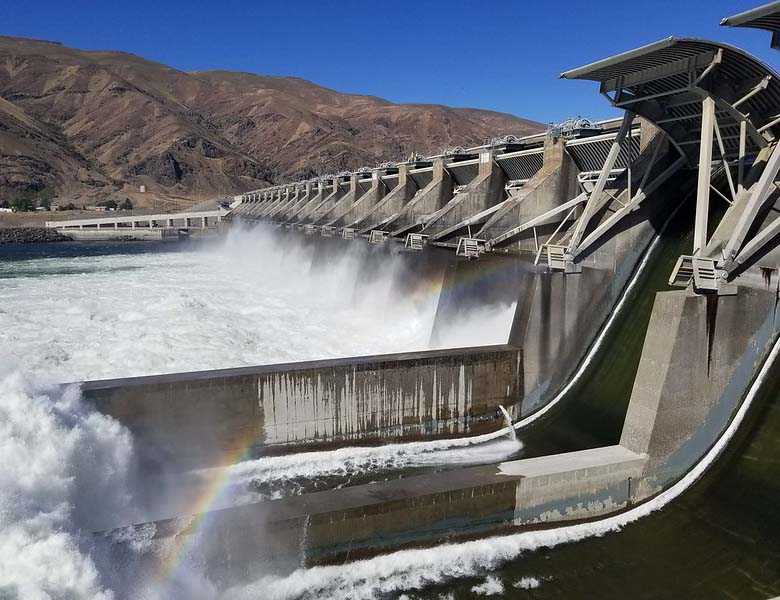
left=0, top=232, right=513, bottom=382
left=2, top=227, right=778, bottom=600
left=0, top=230, right=521, bottom=599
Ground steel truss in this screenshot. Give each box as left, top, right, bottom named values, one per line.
left=561, top=36, right=780, bottom=291
left=491, top=111, right=684, bottom=271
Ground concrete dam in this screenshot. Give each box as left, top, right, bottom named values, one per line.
left=62, top=4, right=780, bottom=597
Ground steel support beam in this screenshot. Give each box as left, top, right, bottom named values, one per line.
left=572, top=155, right=686, bottom=258
left=486, top=193, right=587, bottom=249
left=566, top=111, right=634, bottom=255
left=722, top=140, right=780, bottom=265
left=694, top=96, right=716, bottom=255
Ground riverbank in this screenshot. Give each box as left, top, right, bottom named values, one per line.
left=0, top=227, right=69, bottom=244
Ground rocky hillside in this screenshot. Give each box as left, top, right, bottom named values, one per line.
left=0, top=36, right=543, bottom=208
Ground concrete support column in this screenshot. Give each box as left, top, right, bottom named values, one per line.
left=639, top=116, right=661, bottom=152
left=201, top=216, right=206, bottom=228
left=543, top=133, right=564, bottom=163
left=398, top=163, right=408, bottom=186
left=478, top=149, right=495, bottom=176
left=433, top=158, right=445, bottom=181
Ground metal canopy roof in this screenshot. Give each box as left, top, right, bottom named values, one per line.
left=721, top=2, right=780, bottom=32
left=561, top=37, right=780, bottom=164
left=722, top=3, right=780, bottom=50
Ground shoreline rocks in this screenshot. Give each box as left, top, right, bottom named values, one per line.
left=0, top=227, right=70, bottom=244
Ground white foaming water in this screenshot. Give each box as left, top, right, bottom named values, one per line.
left=0, top=228, right=520, bottom=598
left=0, top=227, right=513, bottom=382
left=200, top=434, right=523, bottom=506
left=471, top=575, right=504, bottom=596
left=221, top=333, right=780, bottom=600
left=497, top=405, right=516, bottom=441
left=0, top=360, right=136, bottom=600
left=513, top=576, right=541, bottom=589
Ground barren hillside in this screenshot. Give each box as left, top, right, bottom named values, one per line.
left=0, top=36, right=543, bottom=208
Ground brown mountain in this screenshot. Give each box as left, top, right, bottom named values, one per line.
left=0, top=36, right=543, bottom=208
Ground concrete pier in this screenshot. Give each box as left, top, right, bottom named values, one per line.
left=325, top=171, right=388, bottom=228
left=621, top=286, right=779, bottom=498
left=300, top=177, right=347, bottom=224
left=423, top=150, right=508, bottom=241
left=284, top=181, right=324, bottom=222
left=479, top=136, right=579, bottom=251
left=384, top=158, right=455, bottom=236
left=347, top=164, right=417, bottom=231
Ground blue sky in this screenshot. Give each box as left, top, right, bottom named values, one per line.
left=2, top=1, right=778, bottom=123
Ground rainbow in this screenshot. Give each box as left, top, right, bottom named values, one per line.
left=154, top=429, right=259, bottom=584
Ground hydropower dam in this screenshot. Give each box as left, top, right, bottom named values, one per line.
left=32, top=4, right=780, bottom=597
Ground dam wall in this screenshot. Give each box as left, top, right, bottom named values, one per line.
left=430, top=169, right=685, bottom=418
left=621, top=285, right=780, bottom=499
left=82, top=346, right=521, bottom=470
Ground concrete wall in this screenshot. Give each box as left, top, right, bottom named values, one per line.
left=107, top=444, right=646, bottom=580
left=82, top=346, right=522, bottom=471
left=621, top=286, right=780, bottom=498
left=60, top=228, right=183, bottom=241
left=506, top=445, right=645, bottom=525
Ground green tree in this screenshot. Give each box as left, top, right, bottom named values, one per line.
left=10, top=195, right=35, bottom=212
left=97, top=199, right=118, bottom=210
left=119, top=198, right=133, bottom=210
left=59, top=203, right=77, bottom=211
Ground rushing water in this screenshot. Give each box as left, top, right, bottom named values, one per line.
left=2, top=217, right=776, bottom=599
left=0, top=231, right=515, bottom=381
left=0, top=231, right=520, bottom=599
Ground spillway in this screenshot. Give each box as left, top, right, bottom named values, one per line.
left=10, top=5, right=780, bottom=598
